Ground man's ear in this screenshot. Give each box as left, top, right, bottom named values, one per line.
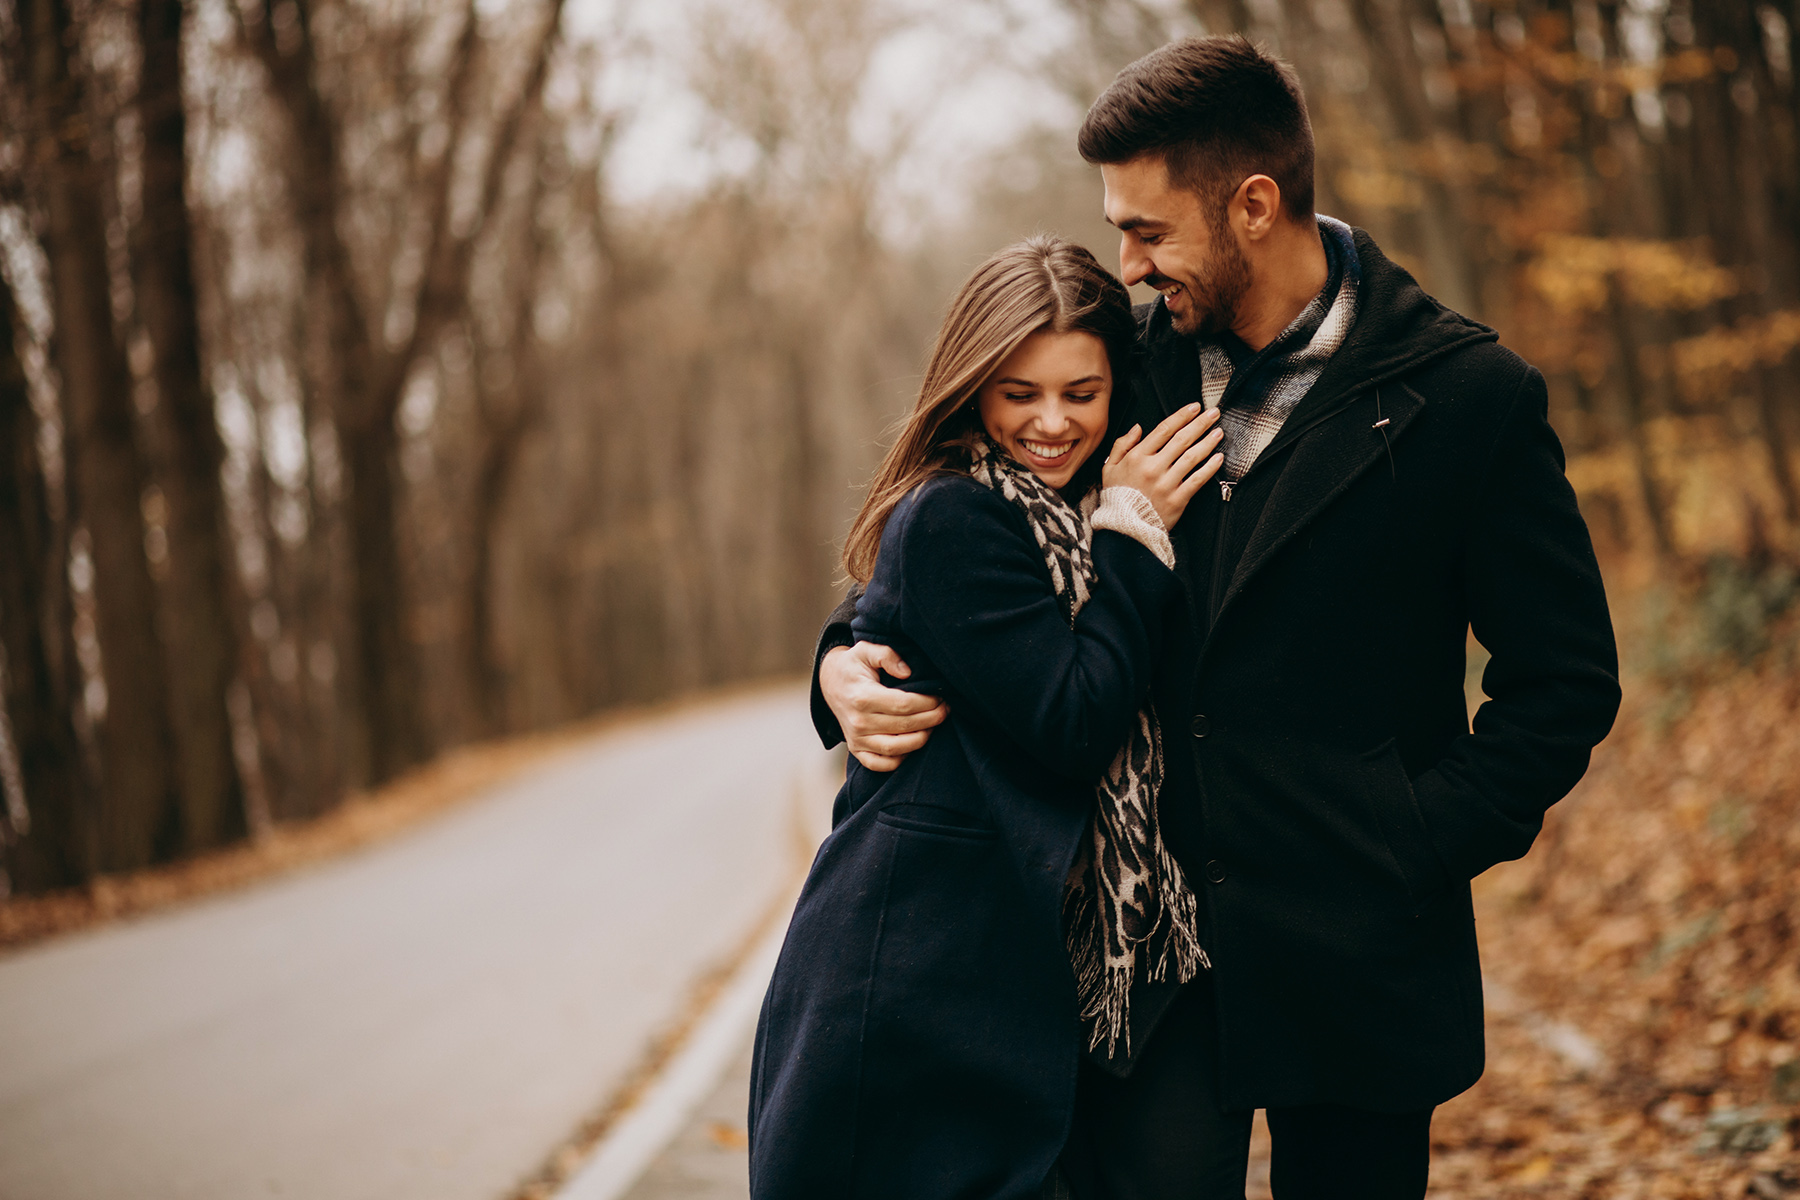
left=1233, top=174, right=1283, bottom=241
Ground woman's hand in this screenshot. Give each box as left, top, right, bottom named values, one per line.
left=1101, top=404, right=1225, bottom=529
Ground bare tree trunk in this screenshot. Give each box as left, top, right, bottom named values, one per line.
left=1680, top=2, right=1800, bottom=533
left=464, top=120, right=565, bottom=731
left=135, top=0, right=245, bottom=850
left=0, top=269, right=88, bottom=892
left=1734, top=17, right=1800, bottom=531
left=240, top=0, right=394, bottom=783
left=1342, top=0, right=1485, bottom=315
left=336, top=406, right=423, bottom=780
left=26, top=0, right=178, bottom=869
left=1604, top=276, right=1675, bottom=560
left=466, top=366, right=544, bottom=733
left=1752, top=366, right=1800, bottom=527
left=465, top=439, right=508, bottom=731
left=240, top=0, right=564, bottom=780
left=776, top=340, right=827, bottom=664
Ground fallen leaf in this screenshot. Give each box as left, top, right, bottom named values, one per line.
left=1512, top=1156, right=1553, bottom=1183
left=707, top=1121, right=748, bottom=1150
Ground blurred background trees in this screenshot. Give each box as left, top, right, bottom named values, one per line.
left=0, top=0, right=1796, bottom=896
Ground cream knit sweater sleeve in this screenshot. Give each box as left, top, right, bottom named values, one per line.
left=1090, top=486, right=1175, bottom=570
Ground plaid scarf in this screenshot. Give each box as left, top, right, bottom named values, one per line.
left=968, top=437, right=1206, bottom=1057
left=1200, top=217, right=1361, bottom=481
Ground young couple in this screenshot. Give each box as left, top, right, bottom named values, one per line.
left=749, top=35, right=1621, bottom=1200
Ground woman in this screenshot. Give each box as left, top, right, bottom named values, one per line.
left=749, top=236, right=1224, bottom=1199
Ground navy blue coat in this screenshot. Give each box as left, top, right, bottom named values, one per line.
left=748, top=475, right=1179, bottom=1200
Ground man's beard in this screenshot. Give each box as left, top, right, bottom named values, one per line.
left=1164, top=230, right=1252, bottom=338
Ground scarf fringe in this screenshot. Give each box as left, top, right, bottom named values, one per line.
left=1063, top=824, right=1211, bottom=1058
left=1148, top=839, right=1211, bottom=980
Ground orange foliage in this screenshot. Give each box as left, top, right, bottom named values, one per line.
left=1429, top=597, right=1800, bottom=1197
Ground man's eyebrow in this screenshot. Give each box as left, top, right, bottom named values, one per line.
left=1110, top=214, right=1159, bottom=232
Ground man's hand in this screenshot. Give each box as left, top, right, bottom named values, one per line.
left=820, top=642, right=948, bottom=771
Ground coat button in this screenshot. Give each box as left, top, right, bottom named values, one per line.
left=1190, top=713, right=1210, bottom=738
left=1205, top=860, right=1226, bottom=884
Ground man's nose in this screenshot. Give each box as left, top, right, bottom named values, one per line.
left=1119, top=238, right=1152, bottom=287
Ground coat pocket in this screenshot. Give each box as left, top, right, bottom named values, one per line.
left=849, top=815, right=1059, bottom=1193
left=875, top=802, right=999, bottom=841
left=1357, top=739, right=1452, bottom=910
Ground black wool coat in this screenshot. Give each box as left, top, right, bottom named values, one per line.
left=806, top=229, right=1621, bottom=1116
left=750, top=476, right=1180, bottom=1200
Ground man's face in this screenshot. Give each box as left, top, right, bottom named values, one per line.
left=1101, top=155, right=1251, bottom=338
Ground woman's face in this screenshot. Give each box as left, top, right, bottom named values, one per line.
left=976, top=329, right=1112, bottom=490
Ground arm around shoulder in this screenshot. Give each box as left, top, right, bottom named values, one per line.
left=896, top=478, right=1179, bottom=781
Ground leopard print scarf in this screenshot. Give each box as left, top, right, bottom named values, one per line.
left=969, top=436, right=1208, bottom=1057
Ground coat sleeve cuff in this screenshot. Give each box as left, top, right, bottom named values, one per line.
left=809, top=591, right=860, bottom=749
left=1090, top=486, right=1174, bottom=570
left=1408, top=764, right=1545, bottom=883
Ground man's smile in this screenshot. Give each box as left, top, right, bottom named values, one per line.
left=1145, top=274, right=1186, bottom=305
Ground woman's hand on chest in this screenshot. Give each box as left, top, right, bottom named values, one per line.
left=1103, top=403, right=1226, bottom=529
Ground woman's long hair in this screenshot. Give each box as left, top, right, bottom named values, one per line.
left=842, top=235, right=1137, bottom=583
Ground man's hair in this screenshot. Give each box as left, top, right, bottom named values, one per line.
left=1078, top=36, right=1315, bottom=223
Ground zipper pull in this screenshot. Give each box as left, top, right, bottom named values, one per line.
left=1220, top=481, right=1234, bottom=502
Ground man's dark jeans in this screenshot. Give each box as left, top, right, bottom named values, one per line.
left=1053, top=977, right=1433, bottom=1199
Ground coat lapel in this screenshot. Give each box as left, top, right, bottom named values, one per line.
left=1213, top=382, right=1425, bottom=623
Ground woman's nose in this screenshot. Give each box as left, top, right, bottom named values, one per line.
left=1034, top=404, right=1071, bottom=437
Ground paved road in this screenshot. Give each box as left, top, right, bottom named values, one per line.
left=0, top=685, right=827, bottom=1200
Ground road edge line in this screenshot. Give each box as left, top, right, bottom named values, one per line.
left=552, top=911, right=788, bottom=1200
left=533, top=748, right=835, bottom=1200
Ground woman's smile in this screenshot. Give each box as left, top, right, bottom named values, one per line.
left=976, top=329, right=1113, bottom=489
left=1020, top=438, right=1075, bottom=461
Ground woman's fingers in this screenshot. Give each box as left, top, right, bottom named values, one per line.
left=1151, top=406, right=1220, bottom=467
left=1107, top=424, right=1144, bottom=463
left=1173, top=451, right=1227, bottom=507
left=1170, top=427, right=1225, bottom=479
left=1106, top=408, right=1223, bottom=519
left=1139, top=403, right=1205, bottom=455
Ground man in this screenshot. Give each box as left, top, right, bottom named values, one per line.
left=812, top=36, right=1620, bottom=1198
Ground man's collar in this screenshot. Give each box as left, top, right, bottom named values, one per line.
left=1204, top=215, right=1354, bottom=371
